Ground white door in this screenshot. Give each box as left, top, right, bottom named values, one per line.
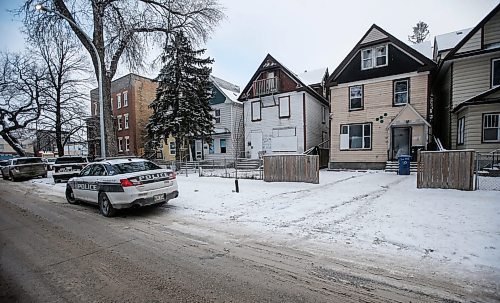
left=250, top=132, right=263, bottom=159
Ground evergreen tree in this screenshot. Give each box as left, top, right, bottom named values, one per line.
left=147, top=31, right=214, bottom=160
left=408, top=21, right=430, bottom=44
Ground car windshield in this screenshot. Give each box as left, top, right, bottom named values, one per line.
left=110, top=161, right=161, bottom=174
left=55, top=157, right=87, bottom=164
left=15, top=158, right=43, bottom=165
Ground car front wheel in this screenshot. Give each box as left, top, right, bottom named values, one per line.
left=9, top=172, right=17, bottom=182
left=99, top=193, right=116, bottom=217
left=65, top=186, right=78, bottom=204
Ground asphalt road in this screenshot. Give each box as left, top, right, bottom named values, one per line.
left=0, top=180, right=495, bottom=302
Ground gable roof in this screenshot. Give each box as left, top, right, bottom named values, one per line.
left=387, top=103, right=431, bottom=128
left=410, top=41, right=433, bottom=60
left=443, top=3, right=500, bottom=61
left=434, top=28, right=472, bottom=55
left=210, top=75, right=241, bottom=103
left=237, top=54, right=328, bottom=105
left=452, top=85, right=500, bottom=113
left=327, top=24, right=436, bottom=86
left=297, top=68, right=328, bottom=86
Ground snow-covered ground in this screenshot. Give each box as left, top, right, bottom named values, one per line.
left=27, top=170, right=500, bottom=285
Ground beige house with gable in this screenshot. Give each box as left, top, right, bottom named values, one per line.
left=326, top=25, right=435, bottom=169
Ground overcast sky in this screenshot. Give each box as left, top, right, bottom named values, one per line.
left=1, top=0, right=498, bottom=89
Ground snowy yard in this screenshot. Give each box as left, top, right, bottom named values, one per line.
left=28, top=170, right=499, bottom=285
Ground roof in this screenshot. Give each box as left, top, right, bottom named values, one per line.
left=452, top=85, right=500, bottom=113
left=97, top=158, right=144, bottom=165
left=327, top=24, right=436, bottom=85
left=210, top=75, right=241, bottom=103
left=434, top=28, right=472, bottom=53
left=444, top=3, right=500, bottom=61
left=409, top=41, right=433, bottom=60
left=297, top=68, right=328, bottom=86
left=238, top=54, right=329, bottom=105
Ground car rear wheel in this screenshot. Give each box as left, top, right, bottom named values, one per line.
left=9, top=172, right=17, bottom=182
left=99, top=193, right=116, bottom=217
left=65, top=186, right=78, bottom=204
left=2, top=173, right=7, bottom=180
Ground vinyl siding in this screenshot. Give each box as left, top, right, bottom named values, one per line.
left=484, top=10, right=500, bottom=46
left=452, top=104, right=500, bottom=152
left=457, top=29, right=482, bottom=54
left=244, top=92, right=305, bottom=157
left=305, top=92, right=329, bottom=149
left=452, top=52, right=500, bottom=107
left=330, top=73, right=429, bottom=164
left=361, top=28, right=387, bottom=44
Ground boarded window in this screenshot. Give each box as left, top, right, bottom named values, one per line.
left=251, top=101, right=261, bottom=121
left=278, top=96, right=290, bottom=118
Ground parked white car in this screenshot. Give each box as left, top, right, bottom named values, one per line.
left=65, top=158, right=178, bottom=217
left=53, top=156, right=89, bottom=183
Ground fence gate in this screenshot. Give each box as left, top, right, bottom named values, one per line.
left=476, top=151, right=500, bottom=191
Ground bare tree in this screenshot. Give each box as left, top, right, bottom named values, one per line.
left=408, top=21, right=430, bottom=44
left=0, top=52, right=46, bottom=156
left=19, top=0, right=225, bottom=157
left=34, top=26, right=90, bottom=156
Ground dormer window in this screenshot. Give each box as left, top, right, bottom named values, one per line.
left=361, top=44, right=388, bottom=70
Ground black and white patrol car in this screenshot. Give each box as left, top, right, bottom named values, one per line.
left=65, top=158, right=178, bottom=217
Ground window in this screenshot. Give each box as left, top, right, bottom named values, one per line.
left=483, top=113, right=500, bottom=142
left=110, top=97, right=113, bottom=110
left=124, top=114, right=129, bottom=129
left=117, top=115, right=122, bottom=130
left=124, top=136, right=130, bottom=151
left=94, top=102, right=98, bottom=116
left=169, top=141, right=176, bottom=155
left=394, top=79, right=409, bottom=105
left=80, top=165, right=93, bottom=176
left=117, top=94, right=122, bottom=109
left=361, top=44, right=388, bottom=70
left=214, top=109, right=221, bottom=124
left=340, top=123, right=371, bottom=150
left=322, top=107, right=327, bottom=124
left=278, top=96, right=290, bottom=118
left=349, top=85, right=363, bottom=110
left=492, top=58, right=500, bottom=87
left=90, top=165, right=106, bottom=176
left=123, top=91, right=128, bottom=107
left=457, top=117, right=465, bottom=145
left=251, top=101, right=261, bottom=121
left=209, top=139, right=214, bottom=154
left=220, top=139, right=226, bottom=153
left=118, top=137, right=123, bottom=152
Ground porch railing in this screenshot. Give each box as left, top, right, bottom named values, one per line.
left=253, top=77, right=279, bottom=96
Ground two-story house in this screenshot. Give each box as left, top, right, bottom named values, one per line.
left=433, top=4, right=500, bottom=153
left=193, top=76, right=243, bottom=160
left=88, top=73, right=157, bottom=158
left=326, top=25, right=435, bottom=169
left=237, top=54, right=329, bottom=159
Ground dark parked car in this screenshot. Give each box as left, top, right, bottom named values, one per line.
left=1, top=157, right=47, bottom=181
left=52, top=156, right=89, bottom=183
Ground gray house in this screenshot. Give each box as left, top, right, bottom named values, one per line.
left=433, top=3, right=500, bottom=153
left=193, top=76, right=243, bottom=160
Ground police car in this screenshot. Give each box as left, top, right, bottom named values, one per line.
left=65, top=158, right=178, bottom=217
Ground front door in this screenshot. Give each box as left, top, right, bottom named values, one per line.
left=391, top=127, right=411, bottom=160
left=250, top=132, right=263, bottom=159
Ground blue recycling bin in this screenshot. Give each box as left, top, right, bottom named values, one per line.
left=398, top=155, right=411, bottom=175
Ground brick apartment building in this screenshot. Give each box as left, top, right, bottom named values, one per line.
left=87, top=73, right=157, bottom=158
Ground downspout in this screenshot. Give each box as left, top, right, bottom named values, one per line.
left=303, top=93, right=306, bottom=152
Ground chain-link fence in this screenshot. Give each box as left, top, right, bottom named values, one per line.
left=476, top=151, right=500, bottom=191
left=154, top=158, right=263, bottom=180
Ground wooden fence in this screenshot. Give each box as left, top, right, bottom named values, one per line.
left=417, top=150, right=475, bottom=191
left=263, top=155, right=319, bottom=184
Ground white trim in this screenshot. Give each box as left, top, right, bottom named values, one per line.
left=117, top=115, right=122, bottom=130
left=483, top=113, right=500, bottom=142
left=387, top=104, right=431, bottom=129
left=457, top=116, right=465, bottom=145
left=123, top=91, right=128, bottom=107
left=118, top=137, right=123, bottom=152
left=124, top=136, right=130, bottom=151
left=334, top=71, right=429, bottom=88
left=117, top=94, right=122, bottom=109
left=340, top=123, right=371, bottom=150
left=361, top=44, right=388, bottom=70
left=124, top=113, right=129, bottom=129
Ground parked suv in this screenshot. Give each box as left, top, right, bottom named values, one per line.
left=1, top=157, right=47, bottom=181
left=66, top=158, right=178, bottom=217
left=53, top=156, right=89, bottom=183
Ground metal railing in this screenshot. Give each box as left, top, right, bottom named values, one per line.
left=476, top=149, right=500, bottom=191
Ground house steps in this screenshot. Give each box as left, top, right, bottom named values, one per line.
left=384, top=161, right=418, bottom=173
left=236, top=159, right=262, bottom=170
